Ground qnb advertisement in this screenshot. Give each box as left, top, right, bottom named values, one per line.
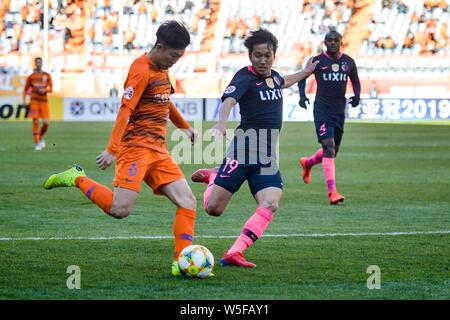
left=63, top=97, right=204, bottom=121
left=64, top=97, right=121, bottom=121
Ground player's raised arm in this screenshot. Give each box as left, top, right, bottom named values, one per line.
left=282, top=57, right=318, bottom=89
left=211, top=97, right=237, bottom=139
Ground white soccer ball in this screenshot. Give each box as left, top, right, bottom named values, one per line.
left=178, top=245, right=214, bottom=278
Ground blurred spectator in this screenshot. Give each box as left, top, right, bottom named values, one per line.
left=369, top=81, right=379, bottom=98
left=403, top=31, right=415, bottom=49
left=109, top=85, right=119, bottom=97
left=398, top=0, right=408, bottom=14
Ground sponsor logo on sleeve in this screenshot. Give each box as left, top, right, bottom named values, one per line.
left=224, top=85, right=236, bottom=94
left=124, top=86, right=134, bottom=100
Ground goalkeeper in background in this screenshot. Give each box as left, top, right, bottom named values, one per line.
left=297, top=30, right=361, bottom=205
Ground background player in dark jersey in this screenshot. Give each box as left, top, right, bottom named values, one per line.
left=192, top=29, right=318, bottom=267
left=297, top=30, right=361, bottom=205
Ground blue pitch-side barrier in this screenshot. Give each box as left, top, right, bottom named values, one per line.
left=1, top=96, right=449, bottom=121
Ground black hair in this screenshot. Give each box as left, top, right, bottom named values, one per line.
left=155, top=20, right=190, bottom=49
left=35, top=57, right=42, bottom=62
left=244, top=28, right=278, bottom=55
left=325, top=30, right=342, bottom=40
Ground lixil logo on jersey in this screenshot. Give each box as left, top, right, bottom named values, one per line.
left=322, top=73, right=347, bottom=82
left=259, top=89, right=283, bottom=101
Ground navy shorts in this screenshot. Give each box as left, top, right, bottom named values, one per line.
left=213, top=158, right=283, bottom=196
left=314, top=120, right=344, bottom=146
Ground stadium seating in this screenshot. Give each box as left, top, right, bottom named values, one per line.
left=0, top=0, right=448, bottom=95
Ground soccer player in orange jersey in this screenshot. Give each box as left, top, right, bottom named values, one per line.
left=43, top=21, right=199, bottom=276
left=23, top=57, right=53, bottom=151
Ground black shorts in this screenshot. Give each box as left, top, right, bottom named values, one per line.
left=314, top=120, right=344, bottom=146
left=213, top=158, right=283, bottom=196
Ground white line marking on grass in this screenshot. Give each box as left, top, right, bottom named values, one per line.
left=0, top=230, right=449, bottom=241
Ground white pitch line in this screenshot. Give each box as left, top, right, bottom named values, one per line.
left=0, top=230, right=449, bottom=241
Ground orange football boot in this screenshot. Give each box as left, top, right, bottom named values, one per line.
left=329, top=191, right=345, bottom=205
left=299, top=157, right=312, bottom=184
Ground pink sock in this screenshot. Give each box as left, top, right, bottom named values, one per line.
left=228, top=207, right=273, bottom=254
left=322, top=157, right=336, bottom=193
left=203, top=172, right=217, bottom=210
left=306, top=148, right=323, bottom=168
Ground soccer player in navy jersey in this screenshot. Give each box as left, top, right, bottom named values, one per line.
left=191, top=29, right=318, bottom=267
left=297, top=30, right=361, bottom=205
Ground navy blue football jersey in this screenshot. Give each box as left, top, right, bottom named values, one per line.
left=301, top=52, right=361, bottom=120
left=221, top=66, right=285, bottom=130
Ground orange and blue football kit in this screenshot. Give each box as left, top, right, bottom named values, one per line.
left=23, top=71, right=53, bottom=144
left=24, top=71, right=53, bottom=119
left=73, top=54, right=195, bottom=259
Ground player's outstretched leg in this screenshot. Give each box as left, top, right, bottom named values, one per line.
left=44, top=165, right=114, bottom=214
left=43, top=164, right=86, bottom=189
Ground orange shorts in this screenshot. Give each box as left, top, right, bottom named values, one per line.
left=29, top=101, right=49, bottom=119
left=113, top=146, right=185, bottom=194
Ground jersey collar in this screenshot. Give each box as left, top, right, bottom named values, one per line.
left=323, top=51, right=343, bottom=60
left=247, top=65, right=272, bottom=78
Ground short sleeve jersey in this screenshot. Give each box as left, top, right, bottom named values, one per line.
left=24, top=71, right=53, bottom=103
left=221, top=66, right=285, bottom=165
left=312, top=52, right=358, bottom=119
left=221, top=66, right=285, bottom=130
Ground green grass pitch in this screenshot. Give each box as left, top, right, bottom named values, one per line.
left=0, top=121, right=449, bottom=299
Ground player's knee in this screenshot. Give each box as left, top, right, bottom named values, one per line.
left=322, top=145, right=335, bottom=157
left=205, top=202, right=224, bottom=217
left=261, top=201, right=278, bottom=213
